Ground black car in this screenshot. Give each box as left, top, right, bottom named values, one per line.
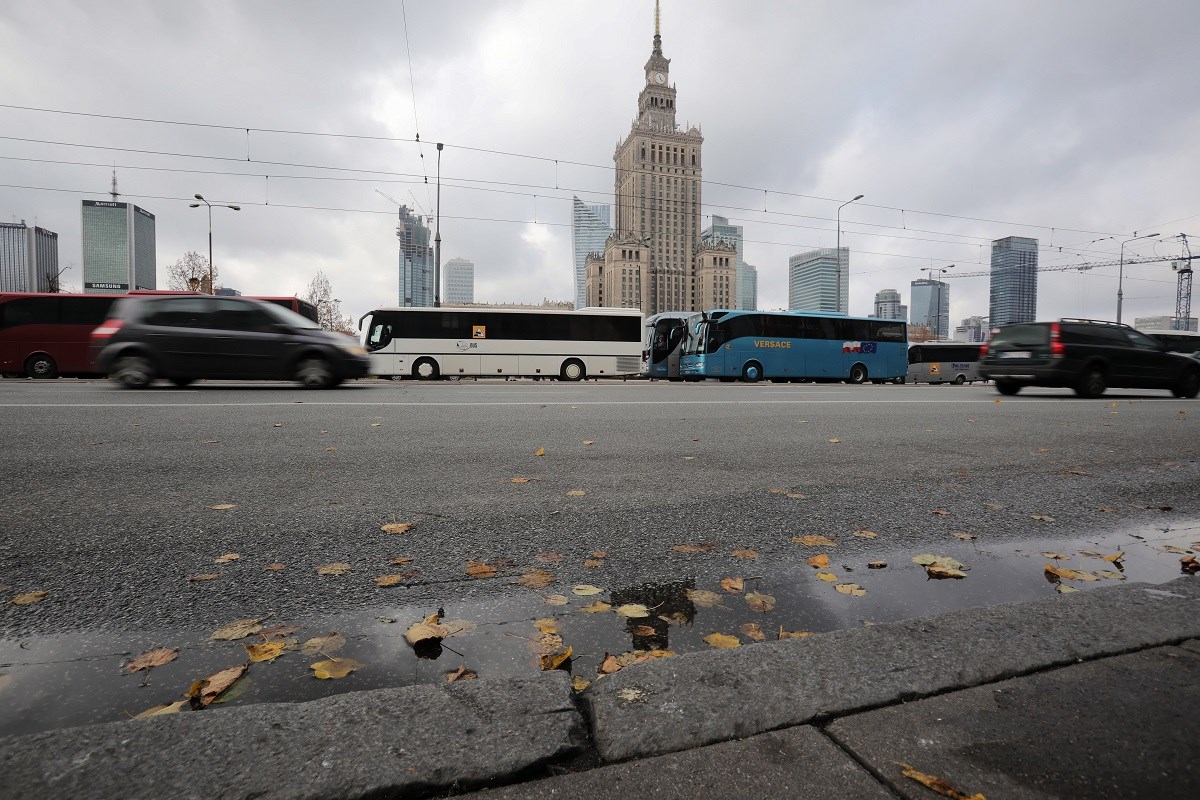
left=979, top=318, right=1200, bottom=398
left=90, top=295, right=370, bottom=389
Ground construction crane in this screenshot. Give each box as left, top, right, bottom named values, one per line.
left=1171, top=234, right=1193, bottom=331
left=944, top=253, right=1180, bottom=279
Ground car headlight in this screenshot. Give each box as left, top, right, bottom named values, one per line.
left=337, top=343, right=368, bottom=356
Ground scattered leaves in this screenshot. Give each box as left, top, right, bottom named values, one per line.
left=375, top=574, right=413, bottom=587
left=210, top=503, right=236, bottom=511
left=807, top=554, right=830, bottom=569
left=311, top=657, right=363, bottom=680
left=566, top=489, right=586, bottom=497
left=126, top=648, right=178, bottom=673
left=583, top=559, right=604, bottom=568
left=815, top=572, right=838, bottom=582
left=533, top=618, right=560, bottom=635
left=615, top=603, right=651, bottom=618
left=317, top=562, right=351, bottom=576
left=794, top=534, right=837, bottom=547
left=926, top=564, right=966, bottom=579
left=672, top=543, right=719, bottom=554
left=1031, top=514, right=1055, bottom=522
left=543, top=594, right=569, bottom=606
left=244, top=641, right=286, bottom=663
left=686, top=589, right=725, bottom=608
left=510, top=476, right=531, bottom=484
left=540, top=645, right=572, bottom=671
left=896, top=763, right=985, bottom=800
left=518, top=568, right=555, bottom=588
left=380, top=521, right=416, bottom=534
left=572, top=584, right=604, bottom=596
left=466, top=562, right=498, bottom=579
left=835, top=583, right=867, bottom=597
left=778, top=628, right=813, bottom=640
left=405, top=613, right=450, bottom=647
left=534, top=447, right=545, bottom=457
left=703, top=632, right=741, bottom=649
left=852, top=529, right=878, bottom=539
left=1044, top=564, right=1097, bottom=582
left=720, top=577, right=745, bottom=593
left=740, top=623, right=766, bottom=641
left=731, top=549, right=758, bottom=559
left=445, top=665, right=478, bottom=683
left=301, top=633, right=346, bottom=656
left=11, top=590, right=48, bottom=605
left=193, top=663, right=249, bottom=705
left=214, top=553, right=240, bottom=564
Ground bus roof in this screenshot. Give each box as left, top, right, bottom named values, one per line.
left=702, top=308, right=905, bottom=323
left=366, top=306, right=642, bottom=317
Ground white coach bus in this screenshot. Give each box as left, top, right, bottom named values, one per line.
left=359, top=306, right=644, bottom=380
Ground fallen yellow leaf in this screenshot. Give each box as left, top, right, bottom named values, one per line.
left=540, top=645, right=573, bottom=671
left=815, top=572, right=838, bottom=582
left=720, top=577, right=745, bottom=593
left=852, top=529, right=878, bottom=539
left=533, top=618, right=560, bottom=634
left=703, top=632, right=741, bottom=649
left=896, top=762, right=985, bottom=800
left=518, top=568, right=555, bottom=588
left=132, top=700, right=186, bottom=719
left=310, top=657, right=363, bottom=680
left=126, top=648, right=178, bottom=673
left=745, top=591, right=776, bottom=612
left=466, top=562, right=498, bottom=578
left=566, top=489, right=586, bottom=497
left=572, top=675, right=591, bottom=691
left=214, top=553, right=240, bottom=564
left=740, top=623, right=766, bottom=641
left=828, top=438, right=841, bottom=444
left=1031, top=514, right=1055, bottom=522
left=535, top=447, right=545, bottom=457
left=794, top=534, right=837, bottom=547
left=210, top=617, right=266, bottom=641
left=807, top=554, right=830, bottom=569
left=615, top=603, right=650, bottom=618
left=316, top=563, right=350, bottom=576
left=210, top=503, right=236, bottom=510
left=673, top=543, right=719, bottom=554
left=301, top=633, right=346, bottom=655
left=380, top=521, right=416, bottom=534
left=778, top=627, right=813, bottom=640
left=732, top=549, right=758, bottom=559
left=374, top=574, right=411, bottom=587
left=581, top=601, right=612, bottom=613
left=926, top=564, right=966, bottom=579
left=543, top=594, right=569, bottom=606
left=196, top=663, right=249, bottom=704
left=835, top=583, right=867, bottom=597
left=511, top=476, right=531, bottom=484
left=405, top=613, right=449, bottom=646
left=244, top=641, right=286, bottom=663
left=686, top=589, right=725, bottom=608
left=572, top=584, right=604, bottom=596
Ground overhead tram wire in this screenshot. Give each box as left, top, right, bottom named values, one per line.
left=399, top=0, right=433, bottom=212
left=0, top=102, right=1132, bottom=240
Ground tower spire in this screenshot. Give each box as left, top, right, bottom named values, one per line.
left=110, top=168, right=119, bottom=201
left=653, top=0, right=662, bottom=56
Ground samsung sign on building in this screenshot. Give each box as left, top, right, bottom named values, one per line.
left=85, top=282, right=129, bottom=290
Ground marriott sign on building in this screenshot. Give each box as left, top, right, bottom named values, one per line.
left=585, top=5, right=735, bottom=316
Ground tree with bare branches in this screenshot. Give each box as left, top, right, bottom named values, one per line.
left=166, top=251, right=215, bottom=292
left=302, top=270, right=354, bottom=334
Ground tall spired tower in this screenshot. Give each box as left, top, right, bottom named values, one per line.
left=586, top=2, right=730, bottom=315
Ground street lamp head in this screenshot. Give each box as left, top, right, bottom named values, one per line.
left=194, top=193, right=205, bottom=201
left=852, top=194, right=864, bottom=201
left=188, top=203, right=200, bottom=208
left=228, top=205, right=241, bottom=211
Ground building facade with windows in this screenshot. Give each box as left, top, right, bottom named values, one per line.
left=872, top=288, right=906, bottom=321
left=788, top=248, right=847, bottom=313
left=585, top=7, right=726, bottom=316
left=443, top=257, right=475, bottom=305
left=954, top=315, right=988, bottom=342
left=910, top=279, right=951, bottom=339
left=572, top=198, right=612, bottom=309
left=1134, top=315, right=1198, bottom=332
left=989, top=236, right=1038, bottom=326
left=0, top=221, right=59, bottom=292
left=395, top=205, right=435, bottom=307
left=81, top=200, right=156, bottom=293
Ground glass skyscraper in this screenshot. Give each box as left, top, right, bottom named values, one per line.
left=788, top=248, right=846, bottom=312
left=702, top=215, right=757, bottom=310
left=0, top=222, right=59, bottom=292
left=395, top=205, right=434, bottom=307
left=572, top=197, right=611, bottom=309
left=81, top=201, right=156, bottom=293
left=873, top=288, right=906, bottom=321
left=443, top=257, right=475, bottom=305
left=989, top=236, right=1039, bottom=326
left=910, top=279, right=951, bottom=339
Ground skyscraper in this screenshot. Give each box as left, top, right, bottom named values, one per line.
left=572, top=198, right=611, bottom=308
left=740, top=263, right=758, bottom=311
left=586, top=3, right=720, bottom=315
left=873, top=288, right=906, bottom=321
left=910, top=278, right=951, bottom=339
left=789, top=248, right=847, bottom=312
left=443, top=257, right=475, bottom=305
left=989, top=236, right=1039, bottom=326
left=81, top=200, right=156, bottom=293
left=0, top=221, right=59, bottom=292
left=702, top=215, right=756, bottom=310
left=395, top=205, right=434, bottom=307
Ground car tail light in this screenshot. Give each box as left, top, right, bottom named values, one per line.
left=979, top=342, right=988, bottom=358
left=1049, top=322, right=1064, bottom=357
left=91, top=320, right=123, bottom=340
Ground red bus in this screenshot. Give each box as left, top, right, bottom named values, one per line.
left=1, top=292, right=320, bottom=378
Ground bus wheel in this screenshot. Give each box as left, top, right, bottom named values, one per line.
left=559, top=359, right=585, bottom=382
left=848, top=364, right=868, bottom=384
left=954, top=374, right=966, bottom=385
left=25, top=354, right=58, bottom=379
left=741, top=362, right=763, bottom=382
left=413, top=358, right=439, bottom=380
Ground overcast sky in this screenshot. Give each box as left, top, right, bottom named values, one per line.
left=2, top=0, right=1197, bottom=327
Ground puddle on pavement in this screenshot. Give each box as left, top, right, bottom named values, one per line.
left=2, top=520, right=1197, bottom=738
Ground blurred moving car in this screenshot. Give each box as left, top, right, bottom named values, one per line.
left=979, top=318, right=1200, bottom=398
left=90, top=295, right=369, bottom=389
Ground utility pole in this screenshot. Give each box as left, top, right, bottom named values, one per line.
left=434, top=143, right=443, bottom=308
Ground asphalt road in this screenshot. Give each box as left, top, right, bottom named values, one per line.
left=2, top=377, right=1197, bottom=639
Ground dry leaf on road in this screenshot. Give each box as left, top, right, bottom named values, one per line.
left=317, top=563, right=350, bottom=576
left=896, top=763, right=985, bottom=800
left=310, top=658, right=363, bottom=680
left=732, top=549, right=758, bottom=559
left=703, top=632, right=741, bottom=649
left=540, top=645, right=573, bottom=671
left=210, top=617, right=267, bottom=641
left=686, top=589, right=725, bottom=608
left=740, top=623, right=766, bottom=641
left=572, top=675, right=591, bottom=691
left=673, top=543, right=719, bottom=554
left=807, top=554, right=830, bottom=569
left=535, top=552, right=565, bottom=563
left=194, top=663, right=249, bottom=705
left=405, top=613, right=449, bottom=647
left=835, top=583, right=867, bottom=597
left=721, top=577, right=745, bottom=593
left=544, top=594, right=569, bottom=606
left=615, top=603, right=651, bottom=618
left=581, top=601, right=612, bottom=613
left=214, top=553, right=240, bottom=564
left=244, top=641, right=286, bottom=663
left=793, top=534, right=837, bottom=547
left=815, top=572, right=838, bottom=582
left=445, top=665, right=477, bottom=683
left=852, top=529, right=878, bottom=539
left=375, top=574, right=413, bottom=587
left=466, top=562, right=498, bottom=579
left=567, top=489, right=587, bottom=497
left=868, top=560, right=888, bottom=569
left=572, top=584, right=605, bottom=596
left=519, top=568, right=556, bottom=588
left=126, top=648, right=178, bottom=673
left=745, top=591, right=776, bottom=612
left=301, top=633, right=346, bottom=656
left=535, top=447, right=545, bottom=457
left=1031, top=514, right=1055, bottom=522
left=778, top=628, right=812, bottom=640
left=380, top=521, right=416, bottom=534
left=210, top=503, right=236, bottom=511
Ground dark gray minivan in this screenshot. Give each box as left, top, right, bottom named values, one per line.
left=91, top=295, right=369, bottom=389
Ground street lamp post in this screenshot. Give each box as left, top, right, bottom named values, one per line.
left=835, top=194, right=863, bottom=313
left=920, top=264, right=955, bottom=340
left=1116, top=232, right=1159, bottom=324
left=189, top=194, right=241, bottom=294
left=434, top=143, right=443, bottom=308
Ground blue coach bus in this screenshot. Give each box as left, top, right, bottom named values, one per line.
left=678, top=309, right=908, bottom=383
left=643, top=311, right=691, bottom=379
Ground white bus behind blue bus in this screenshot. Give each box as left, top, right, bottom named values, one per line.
left=678, top=309, right=907, bottom=383
left=906, top=342, right=985, bottom=384
left=643, top=311, right=691, bottom=379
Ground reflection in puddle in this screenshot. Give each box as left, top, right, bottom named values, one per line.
left=1, top=521, right=1196, bottom=737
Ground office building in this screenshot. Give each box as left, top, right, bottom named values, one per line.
left=572, top=198, right=611, bottom=309
left=444, top=257, right=475, bottom=305
left=954, top=316, right=988, bottom=342
left=788, top=248, right=847, bottom=312
left=739, top=263, right=758, bottom=311
left=1134, top=315, right=1197, bottom=332
left=81, top=200, right=156, bottom=293
left=0, top=221, right=59, bottom=292
left=911, top=278, right=951, bottom=339
left=395, top=205, right=435, bottom=307
left=989, top=236, right=1038, bottom=326
left=702, top=215, right=755, bottom=310
left=873, top=288, right=906, bottom=321
left=586, top=6, right=725, bottom=315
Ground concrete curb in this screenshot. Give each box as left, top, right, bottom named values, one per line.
left=3, top=577, right=1197, bottom=799
left=581, top=575, right=1200, bottom=762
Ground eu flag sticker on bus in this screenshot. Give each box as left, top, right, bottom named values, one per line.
left=473, top=325, right=487, bottom=339
left=861, top=341, right=877, bottom=354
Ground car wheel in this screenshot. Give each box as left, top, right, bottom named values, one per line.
left=848, top=364, right=868, bottom=384
left=559, top=359, right=585, bottom=382
left=1172, top=369, right=1200, bottom=399
left=954, top=374, right=966, bottom=385
left=110, top=355, right=154, bottom=389
left=995, top=380, right=1021, bottom=396
left=296, top=357, right=335, bottom=389
left=1074, top=366, right=1106, bottom=398
left=413, top=357, right=439, bottom=380
left=169, top=377, right=195, bottom=388
left=25, top=354, right=58, bottom=379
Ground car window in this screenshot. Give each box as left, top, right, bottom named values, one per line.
left=260, top=301, right=323, bottom=330
left=212, top=299, right=278, bottom=333
left=1125, top=330, right=1164, bottom=351
left=142, top=298, right=212, bottom=328
left=988, top=324, right=1047, bottom=347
